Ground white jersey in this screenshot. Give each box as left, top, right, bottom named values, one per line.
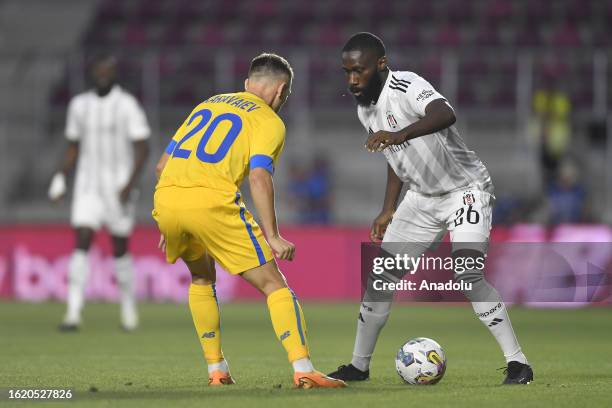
left=65, top=85, right=150, bottom=195
left=357, top=70, right=493, bottom=196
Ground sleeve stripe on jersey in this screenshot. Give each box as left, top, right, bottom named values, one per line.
left=391, top=75, right=411, bottom=85
left=389, top=79, right=408, bottom=92
left=389, top=84, right=408, bottom=93
left=165, top=140, right=177, bottom=154
left=249, top=154, right=274, bottom=174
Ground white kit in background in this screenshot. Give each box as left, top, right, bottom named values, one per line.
left=49, top=85, right=150, bottom=329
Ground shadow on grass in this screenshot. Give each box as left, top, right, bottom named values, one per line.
left=75, top=381, right=501, bottom=401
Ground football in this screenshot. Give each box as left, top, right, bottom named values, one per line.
left=395, top=337, right=447, bottom=385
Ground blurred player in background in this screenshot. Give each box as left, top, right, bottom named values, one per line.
left=153, top=53, right=346, bottom=389
left=48, top=54, right=150, bottom=332
left=328, top=33, right=533, bottom=384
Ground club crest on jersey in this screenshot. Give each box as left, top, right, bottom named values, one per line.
left=463, top=191, right=475, bottom=206
left=386, top=111, right=399, bottom=129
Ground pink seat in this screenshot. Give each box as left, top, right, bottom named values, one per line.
left=565, top=0, right=590, bottom=21
left=492, top=87, right=515, bottom=107
left=315, top=24, right=343, bottom=47
left=123, top=24, right=147, bottom=46
left=550, top=24, right=581, bottom=47
left=485, top=0, right=514, bottom=20
left=161, top=24, right=186, bottom=46
left=172, top=84, right=197, bottom=105
left=396, top=25, right=422, bottom=46
left=195, top=24, right=224, bottom=46
left=524, top=1, right=550, bottom=22
left=433, top=25, right=460, bottom=47
left=515, top=24, right=542, bottom=46
left=97, top=0, right=125, bottom=21
left=474, top=24, right=500, bottom=46
left=446, top=0, right=473, bottom=20
left=253, top=0, right=278, bottom=19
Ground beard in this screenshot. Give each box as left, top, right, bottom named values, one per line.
left=352, top=73, right=383, bottom=107
left=95, top=82, right=114, bottom=97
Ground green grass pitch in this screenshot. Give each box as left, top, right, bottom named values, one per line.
left=1, top=301, right=611, bottom=407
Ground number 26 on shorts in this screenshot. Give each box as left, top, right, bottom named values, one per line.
left=453, top=206, right=480, bottom=227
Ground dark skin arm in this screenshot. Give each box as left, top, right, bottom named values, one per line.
left=120, top=140, right=150, bottom=203
left=365, top=98, right=456, bottom=152
left=370, top=162, right=404, bottom=242
left=59, top=141, right=79, bottom=176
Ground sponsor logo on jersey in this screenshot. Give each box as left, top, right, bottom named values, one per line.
left=463, top=191, right=475, bottom=206
left=416, top=89, right=435, bottom=102
left=386, top=111, right=399, bottom=129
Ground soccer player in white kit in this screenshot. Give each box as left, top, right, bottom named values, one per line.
left=48, top=55, right=150, bottom=331
left=328, top=33, right=533, bottom=384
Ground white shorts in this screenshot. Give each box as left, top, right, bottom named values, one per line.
left=382, top=188, right=494, bottom=256
left=70, top=190, right=136, bottom=237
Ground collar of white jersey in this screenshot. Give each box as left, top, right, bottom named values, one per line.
left=92, top=84, right=121, bottom=99
left=371, top=69, right=393, bottom=107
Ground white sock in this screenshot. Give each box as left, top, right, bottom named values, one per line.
left=351, top=302, right=391, bottom=372
left=472, top=301, right=528, bottom=364
left=292, top=358, right=315, bottom=373
left=64, top=249, right=89, bottom=324
left=115, top=254, right=138, bottom=329
left=208, top=359, right=230, bottom=374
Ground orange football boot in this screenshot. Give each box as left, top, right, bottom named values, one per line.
left=208, top=370, right=236, bottom=386
left=293, top=371, right=348, bottom=389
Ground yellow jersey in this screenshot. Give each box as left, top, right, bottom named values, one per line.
left=157, top=91, right=285, bottom=192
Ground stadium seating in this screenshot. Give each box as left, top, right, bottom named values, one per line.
left=47, top=0, right=608, bottom=113
left=30, top=0, right=610, bottom=225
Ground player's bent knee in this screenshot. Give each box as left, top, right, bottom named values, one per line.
left=240, top=260, right=288, bottom=296
left=454, top=270, right=501, bottom=302
left=185, top=255, right=217, bottom=285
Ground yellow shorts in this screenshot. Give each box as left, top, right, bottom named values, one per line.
left=152, top=186, right=273, bottom=274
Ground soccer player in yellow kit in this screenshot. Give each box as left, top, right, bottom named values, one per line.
left=153, top=53, right=346, bottom=389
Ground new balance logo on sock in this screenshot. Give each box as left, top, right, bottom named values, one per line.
left=488, top=318, right=503, bottom=327
left=358, top=313, right=365, bottom=323
left=202, top=331, right=216, bottom=338
left=280, top=331, right=291, bottom=341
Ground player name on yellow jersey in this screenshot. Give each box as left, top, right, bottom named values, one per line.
left=204, top=94, right=261, bottom=113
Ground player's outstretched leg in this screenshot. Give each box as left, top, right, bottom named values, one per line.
left=241, top=261, right=347, bottom=389
left=454, top=250, right=533, bottom=385
left=185, top=255, right=234, bottom=386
